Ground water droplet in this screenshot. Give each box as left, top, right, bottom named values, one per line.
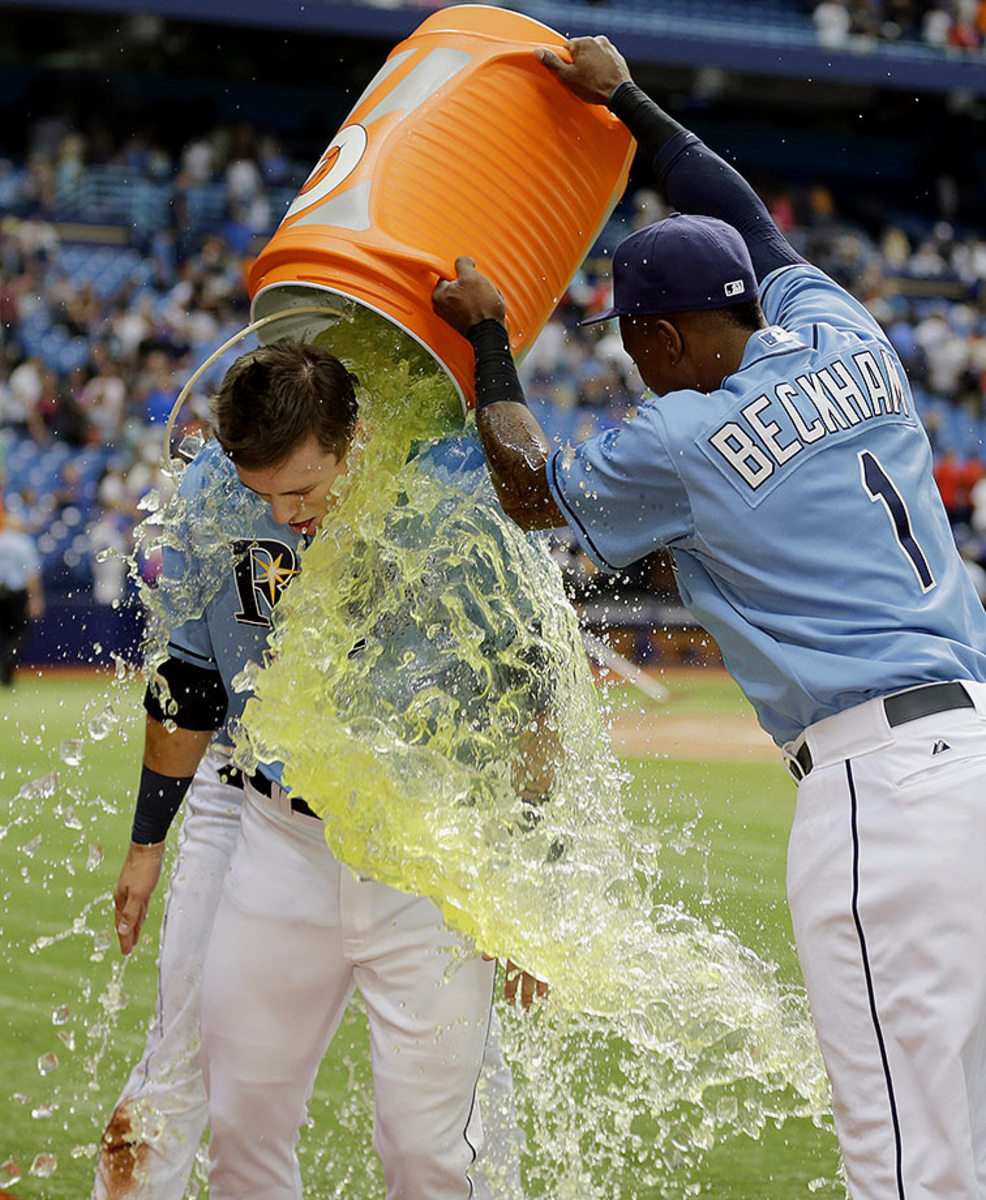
left=16, top=772, right=58, bottom=801
left=0, top=1159, right=22, bottom=1186
left=37, top=1051, right=59, bottom=1075
left=62, top=806, right=83, bottom=830
left=72, top=1143, right=98, bottom=1159
left=31, top=1102, right=56, bottom=1119
left=58, top=739, right=85, bottom=767
left=21, top=834, right=43, bottom=857
left=88, top=700, right=118, bottom=739
left=51, top=1004, right=70, bottom=1025
left=86, top=844, right=104, bottom=871
left=11, top=1093, right=30, bottom=1105
left=29, top=1152, right=58, bottom=1177
left=92, top=930, right=112, bottom=953
left=57, top=1029, right=76, bottom=1051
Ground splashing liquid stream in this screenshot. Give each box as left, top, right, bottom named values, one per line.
left=1, top=301, right=838, bottom=1196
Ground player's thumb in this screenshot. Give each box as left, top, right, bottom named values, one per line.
left=116, top=893, right=143, bottom=956
left=535, top=47, right=566, bottom=74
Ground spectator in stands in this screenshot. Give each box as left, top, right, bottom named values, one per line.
left=923, top=2, right=954, bottom=45
left=934, top=448, right=964, bottom=523
left=948, top=0, right=983, bottom=47
left=0, top=509, right=44, bottom=686
left=180, top=134, right=216, bottom=186
left=87, top=507, right=130, bottom=607
left=80, top=348, right=126, bottom=446
left=7, top=354, right=43, bottom=435
left=137, top=349, right=180, bottom=426
left=813, top=0, right=852, bottom=47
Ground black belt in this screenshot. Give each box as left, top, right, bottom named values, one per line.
left=219, top=763, right=319, bottom=819
left=788, top=681, right=975, bottom=781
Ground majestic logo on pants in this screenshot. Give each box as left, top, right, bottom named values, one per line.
left=231, top=539, right=299, bottom=627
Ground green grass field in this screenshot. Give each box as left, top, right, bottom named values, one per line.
left=0, top=668, right=844, bottom=1198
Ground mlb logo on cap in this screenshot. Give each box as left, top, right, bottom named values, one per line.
left=581, top=212, right=758, bottom=325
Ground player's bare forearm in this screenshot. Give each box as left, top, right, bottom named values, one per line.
left=477, top=404, right=562, bottom=530
left=142, top=713, right=213, bottom=775
left=112, top=715, right=211, bottom=956
left=433, top=258, right=565, bottom=529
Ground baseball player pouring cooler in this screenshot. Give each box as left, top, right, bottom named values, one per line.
left=433, top=35, right=986, bottom=1200
left=108, top=339, right=540, bottom=1200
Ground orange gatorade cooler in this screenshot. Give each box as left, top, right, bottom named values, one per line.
left=248, top=4, right=635, bottom=409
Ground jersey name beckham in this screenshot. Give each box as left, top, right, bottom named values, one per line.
left=547, top=262, right=986, bottom=744
left=708, top=327, right=908, bottom=493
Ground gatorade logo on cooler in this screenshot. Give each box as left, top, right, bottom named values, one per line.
left=278, top=47, right=472, bottom=233
left=282, top=126, right=369, bottom=227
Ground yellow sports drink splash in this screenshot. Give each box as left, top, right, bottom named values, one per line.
left=199, top=6, right=831, bottom=1192
left=248, top=3, right=635, bottom=407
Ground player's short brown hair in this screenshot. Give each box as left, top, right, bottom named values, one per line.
left=211, top=339, right=358, bottom=469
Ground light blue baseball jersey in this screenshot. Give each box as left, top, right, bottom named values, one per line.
left=547, top=263, right=986, bottom=745
left=160, top=433, right=533, bottom=786
left=159, top=440, right=304, bottom=785
left=0, top=527, right=41, bottom=590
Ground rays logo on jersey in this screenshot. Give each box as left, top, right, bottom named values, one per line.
left=231, top=539, right=299, bottom=627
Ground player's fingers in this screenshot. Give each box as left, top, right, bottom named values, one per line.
left=117, top=895, right=145, bottom=956
left=504, top=959, right=520, bottom=1006
left=534, top=46, right=567, bottom=73
left=520, top=971, right=537, bottom=1011
left=454, top=255, right=476, bottom=277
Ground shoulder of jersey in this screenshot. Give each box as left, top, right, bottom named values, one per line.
left=179, top=438, right=236, bottom=493
left=411, top=434, right=485, bottom=485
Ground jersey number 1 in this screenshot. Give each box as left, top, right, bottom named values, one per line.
left=858, top=450, right=935, bottom=593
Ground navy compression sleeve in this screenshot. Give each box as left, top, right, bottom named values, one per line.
left=143, top=655, right=228, bottom=731
left=467, top=319, right=527, bottom=409
left=609, top=81, right=804, bottom=282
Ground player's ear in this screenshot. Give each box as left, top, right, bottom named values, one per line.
left=655, top=318, right=683, bottom=365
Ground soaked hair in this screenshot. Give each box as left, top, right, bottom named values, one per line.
left=211, top=338, right=358, bottom=469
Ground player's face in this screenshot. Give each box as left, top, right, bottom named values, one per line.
left=234, top=435, right=348, bottom=537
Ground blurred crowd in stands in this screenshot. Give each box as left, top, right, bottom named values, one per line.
left=812, top=0, right=986, bottom=49
left=2, top=103, right=986, bottom=648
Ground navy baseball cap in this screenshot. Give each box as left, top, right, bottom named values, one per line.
left=581, top=212, right=757, bottom=325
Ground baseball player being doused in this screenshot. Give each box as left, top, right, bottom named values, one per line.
left=433, top=34, right=986, bottom=1200
left=99, top=338, right=550, bottom=1200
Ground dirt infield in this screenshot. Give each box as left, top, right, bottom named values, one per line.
left=601, top=666, right=780, bottom=761
left=608, top=711, right=778, bottom=760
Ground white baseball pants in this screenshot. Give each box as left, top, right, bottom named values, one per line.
left=94, top=751, right=242, bottom=1200
left=786, top=681, right=986, bottom=1199
left=93, top=763, right=520, bottom=1200
left=200, top=783, right=498, bottom=1200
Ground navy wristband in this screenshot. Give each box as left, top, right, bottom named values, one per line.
left=131, top=766, right=193, bottom=844
left=467, top=319, right=528, bottom=411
